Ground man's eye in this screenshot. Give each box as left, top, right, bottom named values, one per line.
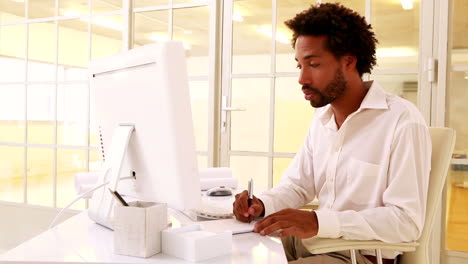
left=309, top=63, right=319, bottom=67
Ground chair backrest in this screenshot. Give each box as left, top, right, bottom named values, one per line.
left=401, top=127, right=456, bottom=264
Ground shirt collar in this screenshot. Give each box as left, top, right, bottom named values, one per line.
left=317, top=80, right=389, bottom=126
left=359, top=81, right=388, bottom=110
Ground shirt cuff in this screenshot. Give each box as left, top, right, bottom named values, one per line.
left=315, top=209, right=341, bottom=238
left=256, top=195, right=275, bottom=217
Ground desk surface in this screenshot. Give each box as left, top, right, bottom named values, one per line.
left=1, top=210, right=287, bottom=263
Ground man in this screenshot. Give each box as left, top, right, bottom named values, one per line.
left=232, top=3, right=431, bottom=264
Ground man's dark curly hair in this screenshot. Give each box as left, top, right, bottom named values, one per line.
left=285, top=3, right=378, bottom=76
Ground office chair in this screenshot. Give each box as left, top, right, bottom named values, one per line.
left=300, top=127, right=456, bottom=264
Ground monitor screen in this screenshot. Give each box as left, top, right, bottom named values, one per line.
left=88, top=41, right=201, bottom=228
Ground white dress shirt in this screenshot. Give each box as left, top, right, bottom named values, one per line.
left=258, top=81, right=431, bottom=259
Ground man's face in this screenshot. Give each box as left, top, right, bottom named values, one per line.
left=295, top=35, right=347, bottom=108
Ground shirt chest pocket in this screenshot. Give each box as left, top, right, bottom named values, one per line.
left=346, top=158, right=381, bottom=205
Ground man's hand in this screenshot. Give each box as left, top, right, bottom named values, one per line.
left=253, top=208, right=319, bottom=239
left=233, top=190, right=264, bottom=222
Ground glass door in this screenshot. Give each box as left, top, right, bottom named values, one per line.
left=367, top=0, right=421, bottom=113
left=220, top=0, right=317, bottom=192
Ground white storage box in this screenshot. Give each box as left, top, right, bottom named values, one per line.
left=113, top=201, right=167, bottom=258
left=162, top=224, right=232, bottom=262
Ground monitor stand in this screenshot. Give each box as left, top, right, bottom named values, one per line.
left=88, top=124, right=134, bottom=230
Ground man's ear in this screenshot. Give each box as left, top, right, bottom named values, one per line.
left=342, top=55, right=357, bottom=70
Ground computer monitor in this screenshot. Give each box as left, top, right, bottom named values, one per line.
left=88, top=41, right=201, bottom=229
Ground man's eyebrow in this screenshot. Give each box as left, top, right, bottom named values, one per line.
left=295, top=54, right=320, bottom=61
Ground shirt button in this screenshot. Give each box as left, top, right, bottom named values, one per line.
left=330, top=178, right=334, bottom=182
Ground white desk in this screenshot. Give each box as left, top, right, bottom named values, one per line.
left=0, top=210, right=287, bottom=263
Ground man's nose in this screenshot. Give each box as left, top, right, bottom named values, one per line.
left=298, top=70, right=310, bottom=86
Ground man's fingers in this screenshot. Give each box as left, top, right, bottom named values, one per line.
left=233, top=202, right=249, bottom=222
left=237, top=190, right=249, bottom=217
left=233, top=190, right=251, bottom=221
left=254, top=215, right=280, bottom=233
left=248, top=203, right=261, bottom=217
left=253, top=216, right=269, bottom=231
left=258, top=221, right=289, bottom=236
left=232, top=202, right=242, bottom=220
left=235, top=214, right=249, bottom=222
left=234, top=191, right=265, bottom=222
left=247, top=206, right=256, bottom=216
left=254, top=208, right=290, bottom=229
left=234, top=200, right=248, bottom=218
left=253, top=209, right=319, bottom=239
left=279, top=226, right=297, bottom=237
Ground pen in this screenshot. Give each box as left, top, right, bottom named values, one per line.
left=247, top=178, right=253, bottom=223
left=109, top=188, right=129, bottom=206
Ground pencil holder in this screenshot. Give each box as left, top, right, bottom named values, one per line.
left=113, top=201, right=167, bottom=258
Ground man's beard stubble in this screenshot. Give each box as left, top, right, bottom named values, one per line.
left=303, top=67, right=347, bottom=108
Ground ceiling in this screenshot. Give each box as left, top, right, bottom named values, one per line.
left=0, top=0, right=467, bottom=58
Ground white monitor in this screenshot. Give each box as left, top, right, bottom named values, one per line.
left=88, top=41, right=201, bottom=229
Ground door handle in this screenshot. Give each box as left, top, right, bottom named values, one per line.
left=221, top=96, right=246, bottom=133
left=221, top=106, right=246, bottom=111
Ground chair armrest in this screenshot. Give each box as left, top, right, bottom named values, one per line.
left=301, top=237, right=419, bottom=254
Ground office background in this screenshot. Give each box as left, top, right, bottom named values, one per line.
left=0, top=0, right=466, bottom=263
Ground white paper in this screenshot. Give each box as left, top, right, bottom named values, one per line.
left=200, top=218, right=256, bottom=234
